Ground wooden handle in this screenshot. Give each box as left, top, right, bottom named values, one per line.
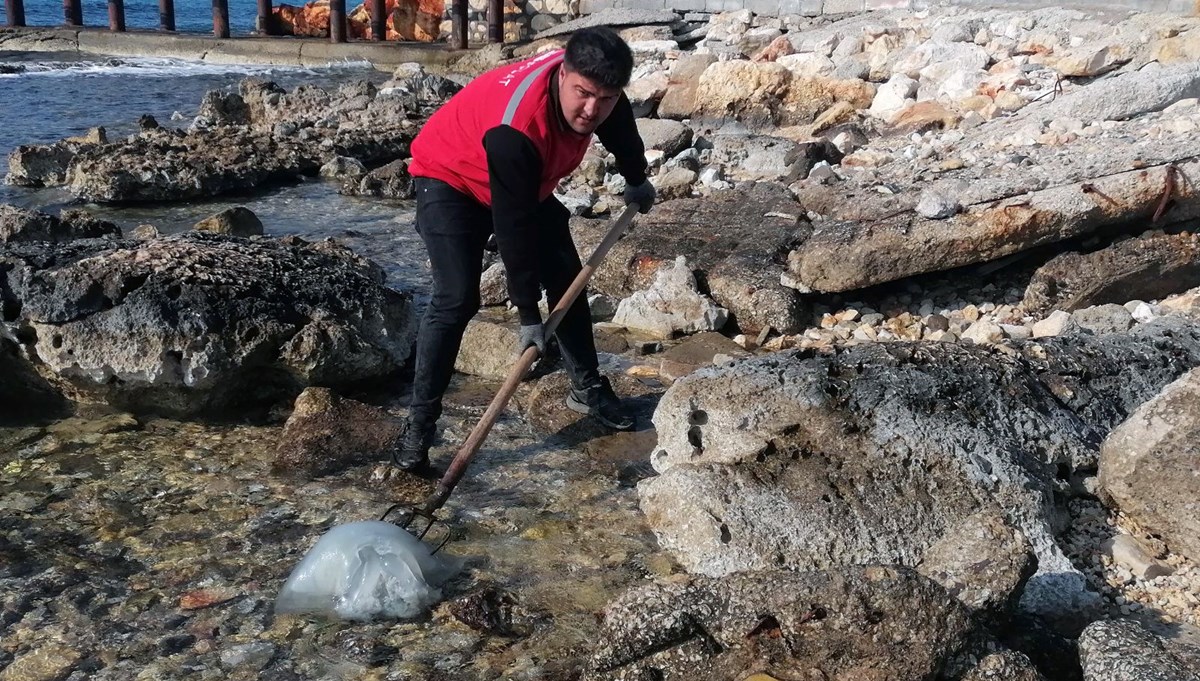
left=421, top=203, right=642, bottom=514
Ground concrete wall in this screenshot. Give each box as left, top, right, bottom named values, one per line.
left=578, top=0, right=1198, bottom=17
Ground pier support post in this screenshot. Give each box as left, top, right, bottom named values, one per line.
left=329, top=0, right=346, bottom=42
left=488, top=0, right=502, bottom=43
left=212, top=0, right=230, bottom=37
left=108, top=0, right=125, bottom=31
left=159, top=0, right=175, bottom=30
left=63, top=0, right=82, bottom=26
left=256, top=0, right=276, bottom=34
left=453, top=0, right=467, bottom=48
left=5, top=0, right=25, bottom=26
left=370, top=0, right=385, bottom=40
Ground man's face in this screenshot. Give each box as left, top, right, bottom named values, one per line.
left=557, top=65, right=622, bottom=136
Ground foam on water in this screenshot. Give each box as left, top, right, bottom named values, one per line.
left=0, top=55, right=364, bottom=79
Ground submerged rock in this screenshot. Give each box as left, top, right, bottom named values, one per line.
left=642, top=320, right=1200, bottom=632
left=0, top=205, right=121, bottom=244
left=274, top=387, right=406, bottom=477
left=0, top=232, right=416, bottom=417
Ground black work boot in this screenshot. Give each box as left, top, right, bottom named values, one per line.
left=566, top=376, right=635, bottom=431
left=393, top=420, right=435, bottom=472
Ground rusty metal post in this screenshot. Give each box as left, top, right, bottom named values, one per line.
left=453, top=0, right=467, bottom=48
left=63, top=0, right=82, bottom=26
left=5, top=0, right=26, bottom=26
left=369, top=0, right=385, bottom=40
left=159, top=0, right=175, bottom=30
left=488, top=0, right=502, bottom=43
left=329, top=0, right=346, bottom=42
left=108, top=0, right=125, bottom=31
left=256, top=0, right=275, bottom=34
left=212, top=0, right=230, bottom=37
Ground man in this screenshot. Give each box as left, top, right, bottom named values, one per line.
left=395, top=27, right=657, bottom=471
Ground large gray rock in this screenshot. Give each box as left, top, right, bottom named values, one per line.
left=1032, top=61, right=1200, bottom=123
left=612, top=256, right=728, bottom=339
left=657, top=53, right=718, bottom=120
left=0, top=205, right=121, bottom=243
left=641, top=321, right=1200, bottom=631
left=1078, top=619, right=1200, bottom=681
left=585, top=565, right=975, bottom=681
left=582, top=183, right=810, bottom=334
left=5, top=138, right=98, bottom=188
left=1100, top=367, right=1200, bottom=563
left=1023, top=232, right=1200, bottom=313
left=635, top=119, right=693, bottom=158
left=455, top=317, right=520, bottom=380
left=706, top=133, right=831, bottom=183
left=0, top=232, right=416, bottom=417
left=341, top=159, right=414, bottom=199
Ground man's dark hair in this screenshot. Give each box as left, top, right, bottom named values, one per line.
left=563, top=27, right=634, bottom=89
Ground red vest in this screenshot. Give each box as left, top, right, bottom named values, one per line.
left=408, top=50, right=592, bottom=207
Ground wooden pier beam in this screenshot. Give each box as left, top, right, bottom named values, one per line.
left=256, top=0, right=276, bottom=34
left=329, top=0, right=346, bottom=42
left=159, top=0, right=175, bottom=30
left=453, top=0, right=467, bottom=49
left=108, top=0, right=125, bottom=31
left=212, top=0, right=230, bottom=37
left=5, top=0, right=26, bottom=27
left=63, top=0, right=82, bottom=26
left=370, top=0, right=385, bottom=40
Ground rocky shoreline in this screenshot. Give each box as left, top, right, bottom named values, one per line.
left=4, top=3, right=1200, bottom=680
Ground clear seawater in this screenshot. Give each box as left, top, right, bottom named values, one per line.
left=0, top=44, right=431, bottom=296
left=12, top=0, right=266, bottom=35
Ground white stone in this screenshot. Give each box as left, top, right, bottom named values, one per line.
left=1131, top=302, right=1159, bottom=324
left=962, top=320, right=1004, bottom=344
left=808, top=161, right=836, bottom=183
left=1031, top=310, right=1078, bottom=338
left=916, top=191, right=960, bottom=219
left=869, top=74, right=918, bottom=119
left=776, top=52, right=836, bottom=78
left=612, top=256, right=729, bottom=339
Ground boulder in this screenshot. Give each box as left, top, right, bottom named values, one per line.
left=642, top=321, right=1200, bottom=630
left=1031, top=61, right=1200, bottom=123
left=635, top=119, right=693, bottom=158
left=1079, top=619, right=1200, bottom=681
left=581, top=183, right=810, bottom=335
left=190, top=91, right=251, bottom=130
left=378, top=65, right=462, bottom=110
left=0, top=205, right=121, bottom=243
left=658, top=53, right=718, bottom=120
left=194, top=207, right=264, bottom=238
left=454, top=317, right=519, bottom=380
left=0, top=232, right=416, bottom=417
left=516, top=370, right=661, bottom=440
left=1023, top=232, right=1200, bottom=313
left=585, top=566, right=975, bottom=681
left=1100, top=367, right=1200, bottom=563
left=706, top=133, right=831, bottom=184
left=625, top=71, right=669, bottom=118
left=342, top=159, right=414, bottom=199
left=612, top=257, right=728, bottom=339
left=5, top=138, right=99, bottom=188
left=273, top=387, right=405, bottom=477
left=1070, top=304, right=1134, bottom=335
left=693, top=60, right=792, bottom=128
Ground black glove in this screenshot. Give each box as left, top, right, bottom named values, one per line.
left=623, top=179, right=656, bottom=214
left=517, top=323, right=546, bottom=356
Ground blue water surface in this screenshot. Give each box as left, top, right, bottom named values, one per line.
left=12, top=0, right=265, bottom=35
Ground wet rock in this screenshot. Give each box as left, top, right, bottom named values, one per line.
left=454, top=316, right=523, bottom=381
left=0, top=232, right=416, bottom=417
left=657, top=331, right=751, bottom=381
left=219, top=641, right=277, bottom=670
left=0, top=205, right=121, bottom=243
left=66, top=120, right=411, bottom=204
left=1078, top=619, right=1200, bottom=681
left=0, top=339, right=70, bottom=425
left=5, top=137, right=101, bottom=188
left=580, top=183, right=809, bottom=334
left=585, top=565, right=974, bottom=681
left=319, top=155, right=368, bottom=181
left=378, top=64, right=462, bottom=111
left=1071, top=304, right=1134, bottom=335
left=516, top=370, right=660, bottom=439
left=194, top=207, right=264, bottom=238
left=1100, top=367, right=1200, bottom=563
left=1023, top=232, right=1200, bottom=313
left=342, top=159, right=414, bottom=199
left=0, top=644, right=81, bottom=681
left=643, top=321, right=1200, bottom=631
left=131, top=224, right=160, bottom=240
left=191, top=91, right=251, bottom=130
left=449, top=584, right=518, bottom=636
left=612, top=257, right=728, bottom=339
left=274, top=387, right=405, bottom=477
left=916, top=507, right=1036, bottom=620
left=961, top=650, right=1048, bottom=681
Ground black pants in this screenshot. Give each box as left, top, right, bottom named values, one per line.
left=407, top=177, right=600, bottom=430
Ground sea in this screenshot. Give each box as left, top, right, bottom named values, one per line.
left=0, top=0, right=431, bottom=292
